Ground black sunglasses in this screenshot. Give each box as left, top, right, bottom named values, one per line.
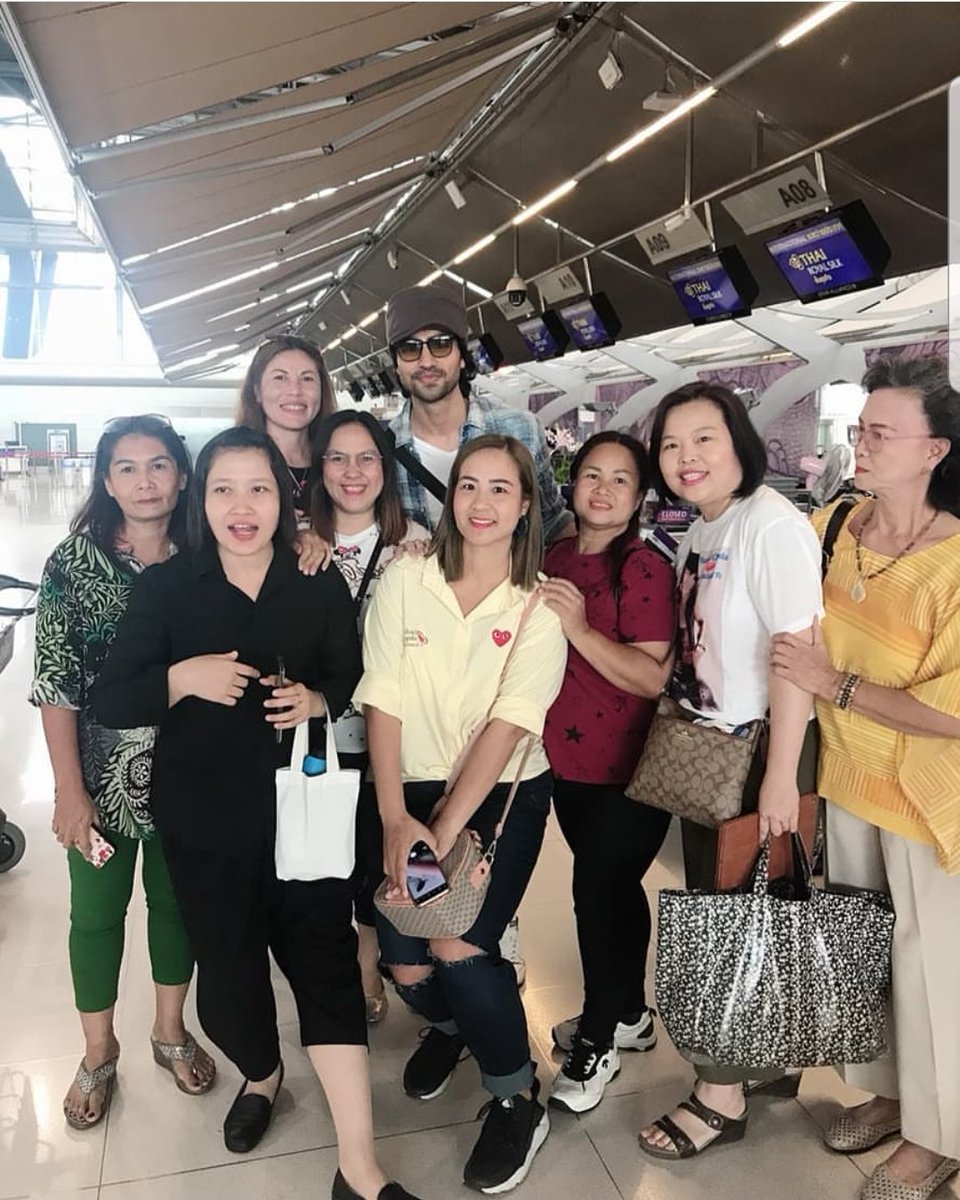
left=395, top=334, right=457, bottom=363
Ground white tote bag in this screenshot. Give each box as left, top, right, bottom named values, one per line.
left=275, top=714, right=360, bottom=882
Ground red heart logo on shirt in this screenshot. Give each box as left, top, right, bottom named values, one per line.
left=492, top=629, right=511, bottom=647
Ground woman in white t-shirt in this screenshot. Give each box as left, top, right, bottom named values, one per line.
left=638, top=383, right=823, bottom=1162
left=311, top=411, right=428, bottom=1023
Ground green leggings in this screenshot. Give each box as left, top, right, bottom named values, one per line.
left=68, top=832, right=194, bottom=1013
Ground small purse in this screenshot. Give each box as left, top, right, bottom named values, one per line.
left=373, top=740, right=533, bottom=939
left=625, top=695, right=766, bottom=827
left=373, top=592, right=539, bottom=940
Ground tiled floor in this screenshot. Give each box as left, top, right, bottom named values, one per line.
left=1, top=472, right=955, bottom=1200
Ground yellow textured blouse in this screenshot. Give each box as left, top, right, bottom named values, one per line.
left=812, top=499, right=960, bottom=874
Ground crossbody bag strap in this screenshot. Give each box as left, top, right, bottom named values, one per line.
left=389, top=432, right=448, bottom=505
left=820, top=495, right=857, bottom=581
left=353, top=534, right=385, bottom=615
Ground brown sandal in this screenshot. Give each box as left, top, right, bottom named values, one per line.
left=151, top=1031, right=216, bottom=1095
left=639, top=1090, right=748, bottom=1160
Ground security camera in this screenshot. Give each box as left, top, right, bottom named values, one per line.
left=505, top=274, right=527, bottom=307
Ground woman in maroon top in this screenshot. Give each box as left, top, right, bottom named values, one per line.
left=539, top=431, right=676, bottom=1115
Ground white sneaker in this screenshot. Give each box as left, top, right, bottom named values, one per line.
left=548, top=1038, right=620, bottom=1114
left=551, top=1007, right=656, bottom=1055
left=499, top=916, right=526, bottom=989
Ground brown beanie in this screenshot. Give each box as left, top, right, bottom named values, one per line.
left=386, top=284, right=468, bottom=347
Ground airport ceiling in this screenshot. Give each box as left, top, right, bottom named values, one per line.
left=0, top=1, right=953, bottom=381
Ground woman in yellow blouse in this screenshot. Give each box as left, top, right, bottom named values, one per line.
left=356, top=434, right=566, bottom=1195
left=772, top=356, right=960, bottom=1200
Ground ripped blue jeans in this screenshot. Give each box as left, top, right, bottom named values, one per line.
left=375, top=772, right=552, bottom=1098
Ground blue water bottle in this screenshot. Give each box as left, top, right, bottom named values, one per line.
left=302, top=754, right=326, bottom=776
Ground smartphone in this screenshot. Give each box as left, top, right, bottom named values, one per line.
left=275, top=655, right=287, bottom=744
left=83, top=827, right=115, bottom=870
left=406, top=841, right=449, bottom=906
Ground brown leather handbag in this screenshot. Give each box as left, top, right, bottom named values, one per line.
left=625, top=696, right=766, bottom=828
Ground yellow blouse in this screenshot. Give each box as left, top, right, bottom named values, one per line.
left=812, top=499, right=960, bottom=873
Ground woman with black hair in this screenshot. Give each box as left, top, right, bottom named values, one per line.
left=31, top=415, right=216, bottom=1130
left=539, top=432, right=676, bottom=1115
left=93, top=427, right=422, bottom=1199
left=638, top=383, right=823, bottom=1161
left=312, top=409, right=429, bottom=1022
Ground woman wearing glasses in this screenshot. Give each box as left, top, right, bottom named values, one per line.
left=312, top=410, right=429, bottom=1023
left=31, top=415, right=216, bottom=1130
left=772, top=357, right=960, bottom=1200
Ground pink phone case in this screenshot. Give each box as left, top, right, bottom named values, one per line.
left=84, top=828, right=116, bottom=869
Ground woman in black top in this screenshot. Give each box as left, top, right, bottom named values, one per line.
left=94, top=427, right=422, bottom=1200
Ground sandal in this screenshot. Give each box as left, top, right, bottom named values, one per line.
left=63, top=1054, right=118, bottom=1130
left=639, top=1089, right=748, bottom=1160
left=151, top=1031, right=217, bottom=1095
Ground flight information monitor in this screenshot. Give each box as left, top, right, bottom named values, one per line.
left=765, top=200, right=890, bottom=302
left=667, top=247, right=759, bottom=325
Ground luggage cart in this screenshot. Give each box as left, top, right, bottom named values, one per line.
left=0, top=574, right=38, bottom=873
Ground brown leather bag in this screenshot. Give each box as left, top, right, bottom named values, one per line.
left=626, top=695, right=766, bottom=827
left=714, top=793, right=820, bottom=890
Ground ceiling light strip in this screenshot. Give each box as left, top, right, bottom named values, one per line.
left=512, top=178, right=577, bottom=223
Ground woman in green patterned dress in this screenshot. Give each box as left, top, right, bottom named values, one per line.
left=31, top=416, right=216, bottom=1130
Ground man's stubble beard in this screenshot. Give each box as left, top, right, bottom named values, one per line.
left=408, top=373, right=461, bottom=406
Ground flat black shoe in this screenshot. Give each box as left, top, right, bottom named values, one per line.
left=331, top=1169, right=424, bottom=1199
left=223, top=1061, right=284, bottom=1153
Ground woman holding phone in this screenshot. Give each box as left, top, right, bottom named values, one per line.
left=312, top=410, right=429, bottom=1022
left=31, top=415, right=216, bottom=1130
left=356, top=434, right=567, bottom=1195
left=94, top=427, right=422, bottom=1200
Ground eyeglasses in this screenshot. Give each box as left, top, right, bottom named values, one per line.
left=855, top=428, right=934, bottom=452
left=103, top=413, right=172, bottom=431
left=321, top=451, right=382, bottom=471
left=395, top=334, right=456, bottom=363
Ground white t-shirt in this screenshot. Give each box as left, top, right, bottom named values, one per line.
left=411, top=435, right=458, bottom=528
left=670, top=486, right=823, bottom=727
left=331, top=519, right=429, bottom=756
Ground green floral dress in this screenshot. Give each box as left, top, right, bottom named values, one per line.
left=30, top=533, right=169, bottom=839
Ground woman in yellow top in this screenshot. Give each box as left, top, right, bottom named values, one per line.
left=355, top=434, right=566, bottom=1196
left=772, top=355, right=960, bottom=1200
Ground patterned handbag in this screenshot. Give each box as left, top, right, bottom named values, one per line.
left=625, top=695, right=766, bottom=827
left=655, top=836, right=895, bottom=1068
left=373, top=740, right=532, bottom=939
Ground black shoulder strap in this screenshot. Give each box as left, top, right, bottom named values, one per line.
left=354, top=534, right=384, bottom=615
left=387, top=429, right=448, bottom=505
left=820, top=496, right=857, bottom=581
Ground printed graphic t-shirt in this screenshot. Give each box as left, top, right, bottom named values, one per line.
left=544, top=538, right=676, bottom=784
left=670, top=486, right=823, bottom=727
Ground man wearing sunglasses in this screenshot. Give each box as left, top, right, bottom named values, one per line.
left=385, top=285, right=575, bottom=543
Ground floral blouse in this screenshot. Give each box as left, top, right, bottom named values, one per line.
left=30, top=533, right=170, bottom=839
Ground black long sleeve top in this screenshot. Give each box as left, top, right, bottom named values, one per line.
left=93, top=542, right=361, bottom=851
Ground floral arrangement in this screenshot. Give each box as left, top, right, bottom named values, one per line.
left=544, top=424, right=580, bottom=484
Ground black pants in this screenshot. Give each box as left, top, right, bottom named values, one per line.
left=553, top=780, right=672, bottom=1049
left=161, top=831, right=367, bottom=1082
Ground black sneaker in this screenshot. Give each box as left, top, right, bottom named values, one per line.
left=403, top=1027, right=468, bottom=1100
left=463, top=1076, right=550, bottom=1194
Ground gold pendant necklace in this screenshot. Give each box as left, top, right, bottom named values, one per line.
left=851, top=506, right=939, bottom=603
